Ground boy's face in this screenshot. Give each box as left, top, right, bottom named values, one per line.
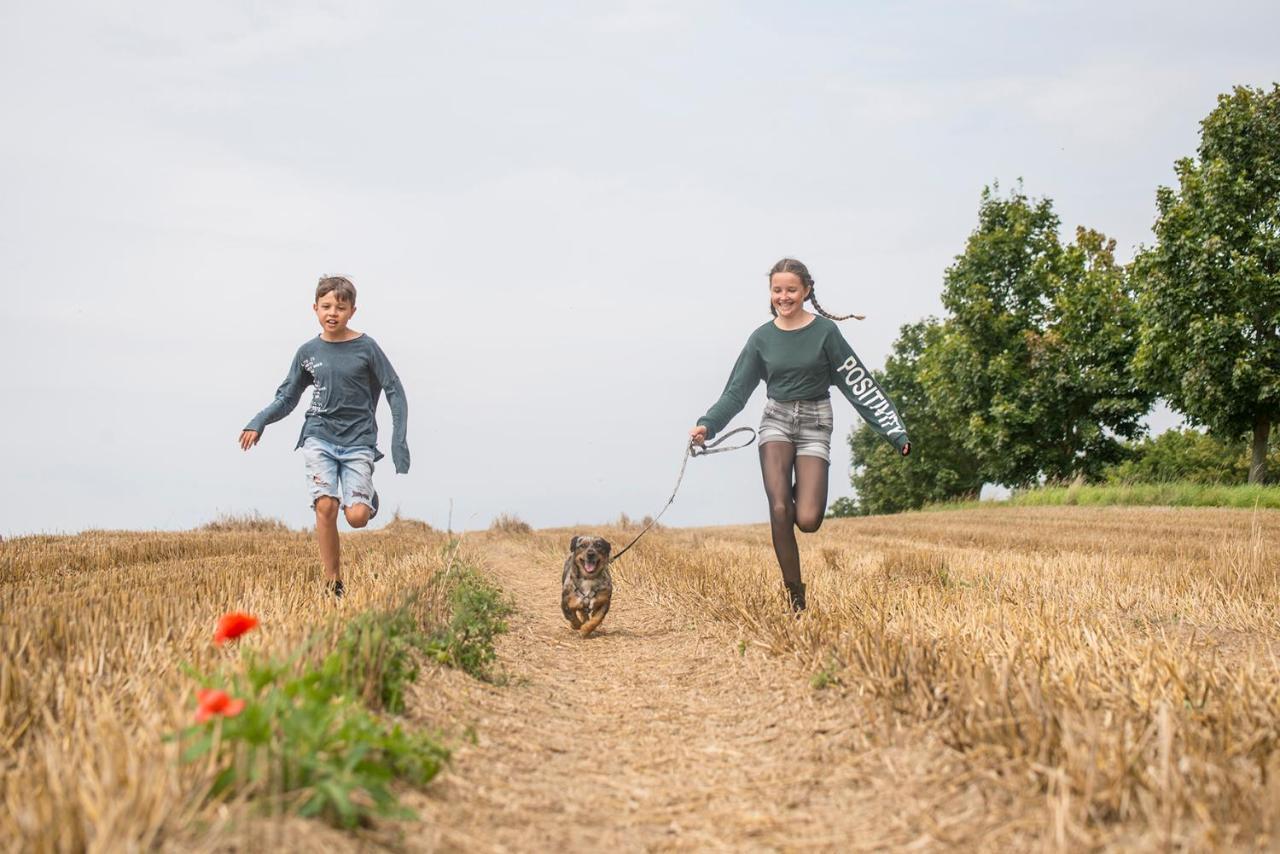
left=314, top=292, right=356, bottom=338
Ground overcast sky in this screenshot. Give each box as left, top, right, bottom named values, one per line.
left=4, top=1, right=1277, bottom=536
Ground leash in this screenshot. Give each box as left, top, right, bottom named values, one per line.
left=611, top=426, right=756, bottom=562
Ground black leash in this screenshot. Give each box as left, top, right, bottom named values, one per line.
left=611, top=426, right=757, bottom=561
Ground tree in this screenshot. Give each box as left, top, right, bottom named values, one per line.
left=936, top=184, right=1152, bottom=486
left=1134, top=84, right=1280, bottom=483
left=847, top=319, right=983, bottom=514
left=1024, top=226, right=1153, bottom=479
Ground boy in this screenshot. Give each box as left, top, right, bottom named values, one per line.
left=240, top=276, right=409, bottom=597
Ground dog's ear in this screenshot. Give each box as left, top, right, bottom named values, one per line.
left=597, top=538, right=612, bottom=557
left=568, top=535, right=581, bottom=552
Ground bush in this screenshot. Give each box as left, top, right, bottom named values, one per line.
left=1100, top=428, right=1275, bottom=485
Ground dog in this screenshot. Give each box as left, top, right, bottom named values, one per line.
left=561, top=534, right=613, bottom=637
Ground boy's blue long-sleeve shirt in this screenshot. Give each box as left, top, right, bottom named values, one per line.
left=245, top=335, right=410, bottom=473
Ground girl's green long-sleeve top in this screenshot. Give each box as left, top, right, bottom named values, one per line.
left=697, top=316, right=910, bottom=452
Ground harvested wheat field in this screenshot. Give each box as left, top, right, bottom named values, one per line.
left=4, top=505, right=1280, bottom=851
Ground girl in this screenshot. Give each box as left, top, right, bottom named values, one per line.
left=690, top=258, right=911, bottom=612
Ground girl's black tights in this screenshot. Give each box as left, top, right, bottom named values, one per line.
left=758, top=441, right=829, bottom=586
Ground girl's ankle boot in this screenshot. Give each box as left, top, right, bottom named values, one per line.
left=785, top=580, right=806, bottom=613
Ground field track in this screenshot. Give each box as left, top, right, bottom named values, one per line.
left=407, top=536, right=1006, bottom=851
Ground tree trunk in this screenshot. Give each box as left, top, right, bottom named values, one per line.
left=1250, top=416, right=1270, bottom=485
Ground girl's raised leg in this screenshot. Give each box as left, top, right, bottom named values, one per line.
left=793, top=455, right=830, bottom=533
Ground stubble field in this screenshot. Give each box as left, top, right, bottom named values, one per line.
left=611, top=506, right=1280, bottom=848
left=2, top=504, right=1278, bottom=851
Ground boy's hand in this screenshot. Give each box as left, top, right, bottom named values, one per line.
left=239, top=430, right=260, bottom=451
left=689, top=426, right=708, bottom=446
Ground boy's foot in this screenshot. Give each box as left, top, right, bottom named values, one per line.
left=326, top=579, right=345, bottom=599
left=784, top=580, right=806, bottom=613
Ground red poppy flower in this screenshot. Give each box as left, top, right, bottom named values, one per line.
left=194, top=688, right=246, bottom=723
left=213, top=612, right=259, bottom=646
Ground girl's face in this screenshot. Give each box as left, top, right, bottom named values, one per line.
left=770, top=272, right=810, bottom=320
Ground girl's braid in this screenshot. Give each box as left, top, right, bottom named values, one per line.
left=809, top=289, right=865, bottom=321
left=768, top=258, right=865, bottom=321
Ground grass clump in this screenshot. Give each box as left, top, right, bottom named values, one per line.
left=426, top=566, right=513, bottom=681
left=489, top=513, right=533, bottom=534
left=201, top=512, right=292, bottom=533
left=383, top=510, right=435, bottom=535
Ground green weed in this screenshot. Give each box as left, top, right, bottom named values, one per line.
left=323, top=603, right=426, bottom=713
left=178, top=610, right=451, bottom=829
left=811, top=657, right=843, bottom=691
left=425, top=568, right=513, bottom=682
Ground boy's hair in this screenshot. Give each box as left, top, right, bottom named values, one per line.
left=767, top=258, right=862, bottom=321
left=316, top=276, right=357, bottom=305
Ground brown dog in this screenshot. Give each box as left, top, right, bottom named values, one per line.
left=561, top=535, right=613, bottom=637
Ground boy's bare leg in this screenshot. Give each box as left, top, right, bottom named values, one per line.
left=315, top=497, right=342, bottom=582
left=344, top=503, right=371, bottom=529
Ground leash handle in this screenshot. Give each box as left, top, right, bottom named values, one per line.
left=690, top=425, right=756, bottom=457
left=612, top=425, right=757, bottom=562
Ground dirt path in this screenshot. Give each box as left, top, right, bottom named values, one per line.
left=403, top=536, right=1021, bottom=852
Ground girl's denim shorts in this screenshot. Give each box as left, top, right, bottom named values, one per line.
left=759, top=397, right=834, bottom=461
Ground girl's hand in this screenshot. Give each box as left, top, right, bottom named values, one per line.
left=689, top=425, right=708, bottom=446
left=901, top=442, right=911, bottom=457
left=239, top=430, right=260, bottom=451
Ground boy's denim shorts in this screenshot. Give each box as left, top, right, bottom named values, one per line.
left=759, top=398, right=834, bottom=461
left=301, top=436, right=377, bottom=513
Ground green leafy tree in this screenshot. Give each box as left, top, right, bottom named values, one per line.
left=1134, top=84, right=1280, bottom=483
left=1024, top=226, right=1153, bottom=479
left=847, top=319, right=983, bottom=514
left=826, top=496, right=858, bottom=518
left=937, top=185, right=1152, bottom=485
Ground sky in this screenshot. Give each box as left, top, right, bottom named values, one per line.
left=4, top=1, right=1277, bottom=536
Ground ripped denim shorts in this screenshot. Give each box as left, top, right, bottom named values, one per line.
left=758, top=397, right=834, bottom=461
left=300, top=436, right=377, bottom=512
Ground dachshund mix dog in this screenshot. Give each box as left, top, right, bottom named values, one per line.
left=561, top=535, right=613, bottom=637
